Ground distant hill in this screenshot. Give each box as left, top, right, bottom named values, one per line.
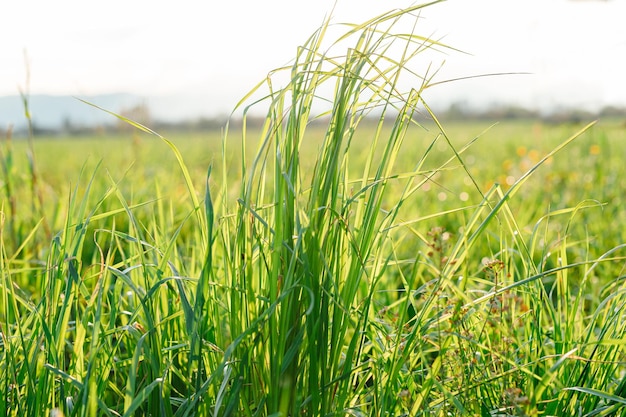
left=0, top=93, right=145, bottom=131
left=0, top=93, right=221, bottom=133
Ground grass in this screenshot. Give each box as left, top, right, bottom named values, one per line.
left=2, top=2, right=626, bottom=416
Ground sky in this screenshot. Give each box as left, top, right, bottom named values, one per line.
left=2, top=0, right=625, bottom=116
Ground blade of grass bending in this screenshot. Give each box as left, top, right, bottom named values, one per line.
left=336, top=1, right=447, bottom=43
left=76, top=98, right=207, bottom=243
left=422, top=99, right=487, bottom=201
left=564, top=386, right=626, bottom=406
left=425, top=71, right=532, bottom=89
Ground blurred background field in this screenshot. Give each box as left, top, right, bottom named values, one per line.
left=4, top=117, right=625, bottom=293
left=11, top=118, right=626, bottom=210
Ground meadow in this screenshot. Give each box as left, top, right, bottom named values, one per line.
left=2, top=4, right=626, bottom=417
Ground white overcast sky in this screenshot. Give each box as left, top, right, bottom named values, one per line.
left=2, top=0, right=625, bottom=114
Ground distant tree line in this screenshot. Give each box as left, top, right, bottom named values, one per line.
left=436, top=102, right=626, bottom=125
left=4, top=102, right=626, bottom=139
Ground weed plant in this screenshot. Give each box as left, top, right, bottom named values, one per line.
left=2, top=3, right=626, bottom=417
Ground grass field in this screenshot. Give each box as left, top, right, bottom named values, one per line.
left=3, top=4, right=626, bottom=417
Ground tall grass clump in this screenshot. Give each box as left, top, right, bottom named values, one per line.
left=209, top=4, right=626, bottom=417
left=2, top=2, right=626, bottom=417
left=214, top=4, right=461, bottom=415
